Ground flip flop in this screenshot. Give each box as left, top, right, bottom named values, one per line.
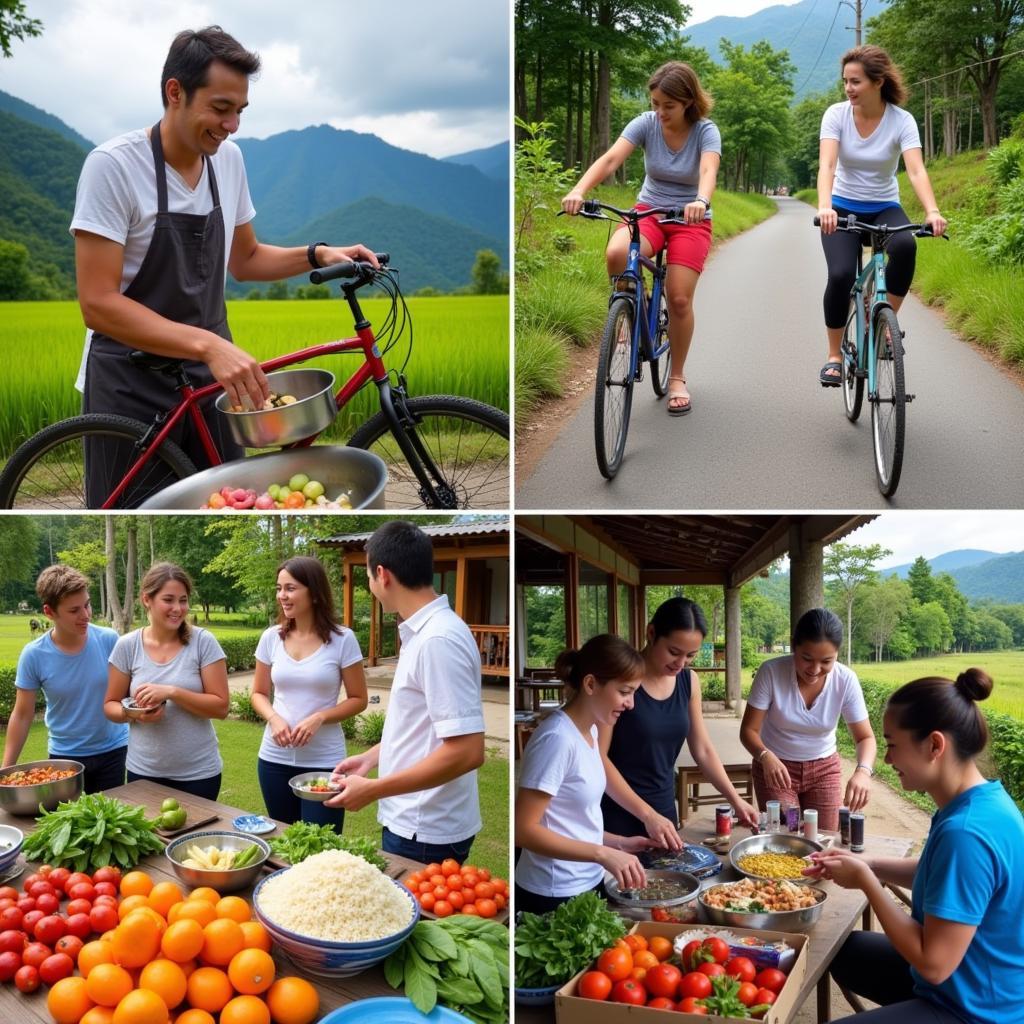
left=819, top=360, right=842, bottom=388
left=667, top=375, right=692, bottom=416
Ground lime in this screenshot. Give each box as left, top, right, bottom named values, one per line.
left=302, top=479, right=325, bottom=500
left=288, top=473, right=310, bottom=492
left=160, top=808, right=186, bottom=830
left=160, top=798, right=180, bottom=812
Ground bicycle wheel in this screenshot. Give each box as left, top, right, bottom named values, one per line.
left=346, top=395, right=508, bottom=509
left=841, top=309, right=864, bottom=422
left=649, top=289, right=671, bottom=398
left=871, top=306, right=906, bottom=497
left=594, top=297, right=635, bottom=479
left=0, top=414, right=197, bottom=510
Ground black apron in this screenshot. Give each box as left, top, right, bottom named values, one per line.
left=83, top=122, right=243, bottom=506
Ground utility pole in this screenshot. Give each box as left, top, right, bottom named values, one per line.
left=839, top=0, right=863, bottom=45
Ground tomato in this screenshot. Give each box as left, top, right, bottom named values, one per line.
left=63, top=872, right=91, bottom=895
left=66, top=898, right=92, bottom=917
left=424, top=862, right=442, bottom=876
left=680, top=939, right=707, bottom=971
left=644, top=963, right=682, bottom=1000
left=446, top=891, right=464, bottom=910
left=446, top=874, right=464, bottom=891
left=48, top=868, right=70, bottom=891
left=752, top=989, right=777, bottom=1018
left=647, top=996, right=676, bottom=1009
left=22, top=942, right=52, bottom=969
left=493, top=893, right=506, bottom=911
left=418, top=893, right=436, bottom=911
left=93, top=894, right=118, bottom=908
left=0, top=899, right=13, bottom=914
left=93, top=881, right=118, bottom=899
left=440, top=859, right=461, bottom=877
left=432, top=885, right=449, bottom=901
left=597, top=946, right=633, bottom=981
left=461, top=903, right=479, bottom=915
left=609, top=979, right=647, bottom=1005
left=14, top=964, right=39, bottom=992
left=37, top=865, right=52, bottom=878
left=433, top=900, right=453, bottom=918
left=461, top=871, right=480, bottom=889
left=15, top=895, right=35, bottom=914
left=725, top=956, right=757, bottom=984
left=675, top=996, right=708, bottom=1014
left=0, top=929, right=25, bottom=954
left=0, top=906, right=23, bottom=931
left=38, top=952, right=74, bottom=985
left=67, top=881, right=96, bottom=903
left=737, top=981, right=760, bottom=1007
left=34, top=892, right=60, bottom=915
left=477, top=868, right=491, bottom=882
left=65, top=912, right=92, bottom=939
left=0, top=886, right=18, bottom=902
left=474, top=881, right=495, bottom=900
left=428, top=873, right=446, bottom=888
left=90, top=903, right=119, bottom=934
left=34, top=914, right=66, bottom=945
left=27, top=881, right=55, bottom=900
left=577, top=970, right=612, bottom=1001
left=92, top=866, right=121, bottom=886
left=697, top=962, right=725, bottom=978
left=629, top=967, right=648, bottom=984
left=475, top=898, right=498, bottom=918
left=55, top=934, right=84, bottom=961
left=418, top=881, right=433, bottom=895
left=21, top=910, right=44, bottom=934
left=701, top=936, right=730, bottom=964
left=678, top=971, right=712, bottom=1000
left=0, top=950, right=20, bottom=982
left=754, top=967, right=787, bottom=994
left=23, top=873, right=43, bottom=892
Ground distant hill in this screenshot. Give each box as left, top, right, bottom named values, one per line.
left=0, top=90, right=93, bottom=152
left=882, top=550, right=1000, bottom=579
left=951, top=552, right=1024, bottom=603
left=443, top=141, right=509, bottom=181
left=685, top=0, right=851, bottom=100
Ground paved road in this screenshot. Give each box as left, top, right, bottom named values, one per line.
left=516, top=197, right=1024, bottom=509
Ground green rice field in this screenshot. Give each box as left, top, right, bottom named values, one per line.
left=0, top=296, right=509, bottom=457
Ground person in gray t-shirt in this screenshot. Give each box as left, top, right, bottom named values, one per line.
left=562, top=61, right=721, bottom=416
left=104, top=562, right=229, bottom=800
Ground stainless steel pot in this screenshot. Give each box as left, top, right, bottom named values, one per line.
left=0, top=760, right=84, bottom=816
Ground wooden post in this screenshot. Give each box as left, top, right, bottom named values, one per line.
left=455, top=556, right=468, bottom=620
left=565, top=552, right=580, bottom=650
left=342, top=556, right=354, bottom=628
left=368, top=594, right=378, bottom=669
left=725, top=585, right=742, bottom=711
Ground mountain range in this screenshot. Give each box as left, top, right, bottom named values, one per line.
left=881, top=549, right=1024, bottom=603
left=0, top=91, right=508, bottom=295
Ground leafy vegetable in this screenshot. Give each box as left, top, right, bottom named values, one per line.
left=267, top=821, right=388, bottom=872
left=699, top=974, right=773, bottom=1017
left=514, top=890, right=627, bottom=989
left=21, top=793, right=165, bottom=871
left=385, top=916, right=509, bottom=1024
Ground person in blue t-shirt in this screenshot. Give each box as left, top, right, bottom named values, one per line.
left=805, top=667, right=1024, bottom=1024
left=4, top=566, right=128, bottom=792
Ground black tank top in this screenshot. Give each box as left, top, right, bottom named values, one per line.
left=601, top=670, right=692, bottom=837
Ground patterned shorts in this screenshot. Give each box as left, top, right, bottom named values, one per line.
left=752, top=751, right=843, bottom=831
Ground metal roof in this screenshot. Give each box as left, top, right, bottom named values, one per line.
left=318, top=517, right=509, bottom=549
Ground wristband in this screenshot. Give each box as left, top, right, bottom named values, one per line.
left=696, top=195, right=711, bottom=209
left=757, top=748, right=772, bottom=762
left=307, top=241, right=329, bottom=270
left=855, top=763, right=874, bottom=776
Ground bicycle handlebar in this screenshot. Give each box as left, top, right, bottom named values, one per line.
left=309, top=252, right=391, bottom=285
left=813, top=214, right=947, bottom=239
left=561, top=199, right=711, bottom=223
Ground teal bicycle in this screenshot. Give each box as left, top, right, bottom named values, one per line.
left=814, top=214, right=946, bottom=497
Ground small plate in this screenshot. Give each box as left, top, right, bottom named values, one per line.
left=0, top=858, right=25, bottom=885
left=233, top=814, right=276, bottom=835
left=288, top=771, right=343, bottom=803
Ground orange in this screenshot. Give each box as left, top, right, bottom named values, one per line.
left=633, top=950, right=659, bottom=971
left=139, top=958, right=188, bottom=1010
left=200, top=917, right=245, bottom=966
left=86, top=962, right=134, bottom=1007
left=174, top=1012, right=216, bottom=1024
left=47, top=975, right=96, bottom=1024
left=188, top=887, right=221, bottom=905
left=111, top=988, right=169, bottom=1024
left=215, top=896, right=251, bottom=924
left=81, top=1008, right=117, bottom=1024
left=147, top=881, right=184, bottom=918
left=119, top=871, right=154, bottom=898
left=186, top=966, right=235, bottom=1014
left=265, top=977, right=320, bottom=1024
left=239, top=921, right=272, bottom=952
left=161, top=919, right=205, bottom=963
left=220, top=994, right=271, bottom=1024
left=174, top=899, right=216, bottom=928
left=227, top=948, right=275, bottom=995
left=648, top=935, right=674, bottom=962
left=111, top=910, right=162, bottom=968
left=79, top=939, right=117, bottom=977
left=623, top=934, right=648, bottom=954
left=118, top=894, right=151, bottom=919
left=178, top=957, right=198, bottom=978
left=166, top=902, right=185, bottom=924
left=131, top=906, right=169, bottom=935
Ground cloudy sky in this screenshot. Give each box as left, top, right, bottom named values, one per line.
left=0, top=0, right=509, bottom=158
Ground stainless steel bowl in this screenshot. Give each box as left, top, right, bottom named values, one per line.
left=699, top=878, right=828, bottom=931
left=165, top=830, right=271, bottom=893
left=216, top=368, right=337, bottom=448
left=121, top=697, right=167, bottom=720
left=0, top=760, right=84, bottom=816
left=729, top=832, right=823, bottom=883
left=289, top=771, right=342, bottom=803
left=138, top=447, right=388, bottom=510
left=605, top=869, right=701, bottom=909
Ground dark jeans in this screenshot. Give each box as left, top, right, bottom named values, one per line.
left=829, top=932, right=966, bottom=1023
left=514, top=880, right=607, bottom=917
left=257, top=758, right=345, bottom=832
left=126, top=769, right=221, bottom=801
left=53, top=746, right=126, bottom=794
left=381, top=826, right=474, bottom=865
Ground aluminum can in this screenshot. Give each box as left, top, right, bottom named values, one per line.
left=715, top=804, right=733, bottom=837
left=838, top=806, right=851, bottom=846
left=803, top=808, right=818, bottom=843
left=850, top=812, right=865, bottom=852
left=766, top=800, right=781, bottom=832
left=786, top=804, right=800, bottom=832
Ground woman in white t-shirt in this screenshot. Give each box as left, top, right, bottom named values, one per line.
left=740, top=609, right=876, bottom=831
left=816, top=46, right=948, bottom=387
left=251, top=557, right=367, bottom=832
left=515, top=635, right=655, bottom=916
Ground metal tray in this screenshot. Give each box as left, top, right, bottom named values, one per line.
left=605, top=868, right=701, bottom=909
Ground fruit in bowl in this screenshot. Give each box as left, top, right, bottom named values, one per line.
left=201, top=478, right=352, bottom=511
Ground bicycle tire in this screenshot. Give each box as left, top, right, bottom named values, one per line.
left=871, top=306, right=906, bottom=497
left=841, top=308, right=864, bottom=422
left=594, top=297, right=635, bottom=479
left=346, top=395, right=508, bottom=509
left=649, top=289, right=671, bottom=398
left=0, top=414, right=197, bottom=510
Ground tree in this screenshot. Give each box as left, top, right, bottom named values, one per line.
left=909, top=600, right=953, bottom=655
left=932, top=572, right=970, bottom=651
left=105, top=516, right=137, bottom=634
left=0, top=0, right=41, bottom=58
left=855, top=575, right=913, bottom=661
left=906, top=556, right=937, bottom=604
left=0, top=516, right=40, bottom=610
left=0, top=239, right=31, bottom=300
left=266, top=280, right=289, bottom=300
left=471, top=250, right=509, bottom=294
left=824, top=542, right=891, bottom=664
left=742, top=590, right=787, bottom=651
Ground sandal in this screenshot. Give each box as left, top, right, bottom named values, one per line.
left=819, top=360, right=842, bottom=388
left=667, top=375, right=692, bottom=416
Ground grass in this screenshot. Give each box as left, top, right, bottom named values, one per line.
left=0, top=296, right=509, bottom=458
left=17, top=717, right=510, bottom=879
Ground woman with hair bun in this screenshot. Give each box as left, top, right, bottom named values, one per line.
left=740, top=607, right=876, bottom=830
left=515, top=634, right=655, bottom=915
left=807, top=668, right=1024, bottom=1023
left=600, top=596, right=758, bottom=849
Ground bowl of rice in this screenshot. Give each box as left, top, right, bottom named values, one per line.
left=252, top=848, right=419, bottom=977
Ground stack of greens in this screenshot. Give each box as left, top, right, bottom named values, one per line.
left=267, top=821, right=388, bottom=872
left=514, top=891, right=627, bottom=989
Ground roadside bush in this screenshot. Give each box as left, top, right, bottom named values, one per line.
left=216, top=633, right=263, bottom=671
left=341, top=716, right=359, bottom=740
left=229, top=691, right=262, bottom=723
left=358, top=710, right=387, bottom=745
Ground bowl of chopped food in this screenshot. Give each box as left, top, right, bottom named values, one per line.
left=253, top=848, right=420, bottom=977
left=165, top=830, right=270, bottom=892
left=289, top=771, right=342, bottom=803
left=215, top=368, right=338, bottom=448
left=121, top=696, right=168, bottom=721
left=0, top=824, right=24, bottom=871
left=699, top=877, right=828, bottom=931
left=729, top=832, right=823, bottom=883
left=604, top=869, right=702, bottom=911
left=0, top=759, right=84, bottom=816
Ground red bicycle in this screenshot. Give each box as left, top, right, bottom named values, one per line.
left=0, top=257, right=508, bottom=509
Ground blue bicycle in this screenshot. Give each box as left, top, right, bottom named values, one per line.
left=814, top=214, right=946, bottom=496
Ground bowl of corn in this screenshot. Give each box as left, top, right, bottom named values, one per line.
left=728, top=832, right=823, bottom=884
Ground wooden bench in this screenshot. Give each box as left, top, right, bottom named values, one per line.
left=675, top=762, right=755, bottom=821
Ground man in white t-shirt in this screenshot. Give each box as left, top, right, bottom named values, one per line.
left=71, top=26, right=378, bottom=505
left=325, top=520, right=486, bottom=863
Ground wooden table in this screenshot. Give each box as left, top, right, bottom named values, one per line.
left=516, top=815, right=914, bottom=1024
left=0, top=780, right=430, bottom=1022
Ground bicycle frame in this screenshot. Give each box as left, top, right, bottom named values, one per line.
left=847, top=247, right=890, bottom=397
left=617, top=225, right=668, bottom=384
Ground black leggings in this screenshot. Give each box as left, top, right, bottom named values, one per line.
left=513, top=880, right=607, bottom=917
left=828, top=932, right=966, bottom=1023
left=821, top=204, right=917, bottom=329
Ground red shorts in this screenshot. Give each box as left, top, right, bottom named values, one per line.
left=635, top=204, right=713, bottom=273
left=752, top=751, right=843, bottom=831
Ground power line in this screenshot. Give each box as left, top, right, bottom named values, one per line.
left=785, top=0, right=821, bottom=50
left=909, top=45, right=1024, bottom=88
left=793, top=2, right=843, bottom=99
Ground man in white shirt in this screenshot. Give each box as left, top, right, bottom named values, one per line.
left=326, top=520, right=486, bottom=862
left=71, top=26, right=377, bottom=505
